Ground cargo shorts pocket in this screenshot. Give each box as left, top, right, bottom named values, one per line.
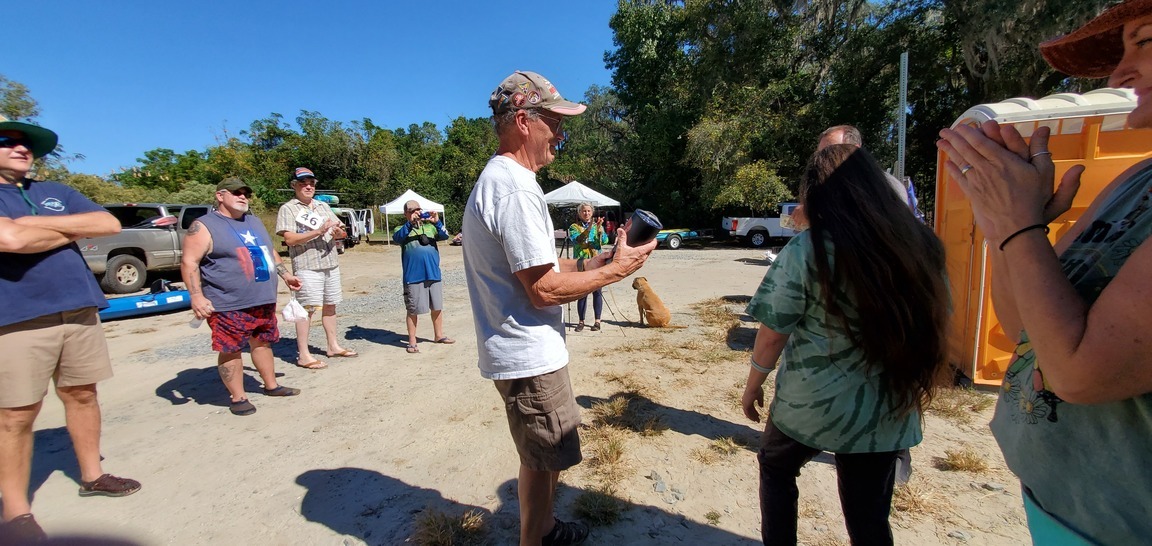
left=515, top=384, right=570, bottom=449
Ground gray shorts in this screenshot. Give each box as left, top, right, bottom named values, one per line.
left=403, top=280, right=443, bottom=315
left=493, top=366, right=583, bottom=472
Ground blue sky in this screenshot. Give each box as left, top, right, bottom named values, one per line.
left=8, top=1, right=620, bottom=177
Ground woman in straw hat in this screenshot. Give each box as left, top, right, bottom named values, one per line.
left=938, top=2, right=1152, bottom=543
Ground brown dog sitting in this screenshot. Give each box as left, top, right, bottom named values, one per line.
left=632, top=276, right=672, bottom=327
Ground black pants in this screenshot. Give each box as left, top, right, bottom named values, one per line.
left=758, top=419, right=898, bottom=545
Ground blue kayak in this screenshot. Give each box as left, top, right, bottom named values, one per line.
left=99, top=290, right=192, bottom=321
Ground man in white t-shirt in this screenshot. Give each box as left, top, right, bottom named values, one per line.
left=462, top=71, right=657, bottom=546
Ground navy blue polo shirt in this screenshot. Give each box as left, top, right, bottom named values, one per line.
left=0, top=179, right=108, bottom=327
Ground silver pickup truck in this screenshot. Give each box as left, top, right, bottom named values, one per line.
left=79, top=204, right=210, bottom=294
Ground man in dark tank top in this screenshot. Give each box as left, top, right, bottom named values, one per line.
left=180, top=177, right=303, bottom=416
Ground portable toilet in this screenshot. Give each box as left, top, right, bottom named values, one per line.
left=934, top=88, right=1152, bottom=387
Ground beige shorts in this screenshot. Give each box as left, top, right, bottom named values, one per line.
left=494, top=366, right=583, bottom=472
left=0, top=307, right=114, bottom=408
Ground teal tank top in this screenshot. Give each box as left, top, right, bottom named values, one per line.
left=989, top=164, right=1152, bottom=545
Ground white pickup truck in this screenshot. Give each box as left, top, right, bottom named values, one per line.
left=722, top=202, right=801, bottom=248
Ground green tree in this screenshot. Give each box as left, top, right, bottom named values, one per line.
left=0, top=74, right=40, bottom=120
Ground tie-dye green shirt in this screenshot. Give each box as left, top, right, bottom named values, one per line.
left=746, top=231, right=922, bottom=453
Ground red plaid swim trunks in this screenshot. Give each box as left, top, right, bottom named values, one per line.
left=208, top=303, right=279, bottom=353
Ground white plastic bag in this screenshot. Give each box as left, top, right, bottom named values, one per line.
left=282, top=298, right=308, bottom=323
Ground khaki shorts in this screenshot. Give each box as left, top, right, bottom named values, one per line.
left=494, top=366, right=583, bottom=472
left=0, top=307, right=114, bottom=408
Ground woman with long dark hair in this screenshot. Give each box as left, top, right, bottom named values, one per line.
left=741, top=144, right=949, bottom=545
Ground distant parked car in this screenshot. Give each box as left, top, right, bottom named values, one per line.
left=655, top=228, right=715, bottom=250
left=721, top=202, right=801, bottom=248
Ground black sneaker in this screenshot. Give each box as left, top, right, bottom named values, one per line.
left=0, top=513, right=46, bottom=545
left=541, top=518, right=589, bottom=546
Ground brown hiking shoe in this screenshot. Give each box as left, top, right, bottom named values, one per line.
left=0, top=513, right=46, bottom=545
left=78, top=474, right=142, bottom=497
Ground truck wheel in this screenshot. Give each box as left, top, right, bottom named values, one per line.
left=748, top=230, right=769, bottom=248
left=100, top=255, right=147, bottom=294
left=667, top=234, right=683, bottom=250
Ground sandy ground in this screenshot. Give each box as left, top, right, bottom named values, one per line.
left=19, top=241, right=1028, bottom=545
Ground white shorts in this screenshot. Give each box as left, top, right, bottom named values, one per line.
left=295, top=267, right=343, bottom=306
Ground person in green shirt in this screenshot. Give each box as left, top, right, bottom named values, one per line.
left=741, top=144, right=950, bottom=545
left=567, top=203, right=608, bottom=331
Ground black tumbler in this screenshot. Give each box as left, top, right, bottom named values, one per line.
left=626, top=209, right=662, bottom=246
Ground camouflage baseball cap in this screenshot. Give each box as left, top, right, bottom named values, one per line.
left=489, top=71, right=587, bottom=116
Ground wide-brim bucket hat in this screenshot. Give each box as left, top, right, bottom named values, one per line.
left=0, top=115, right=59, bottom=158
left=1040, top=0, right=1152, bottom=78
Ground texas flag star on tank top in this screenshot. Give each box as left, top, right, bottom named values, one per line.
left=234, top=229, right=273, bottom=281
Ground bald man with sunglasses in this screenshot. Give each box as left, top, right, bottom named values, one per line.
left=0, top=116, right=140, bottom=543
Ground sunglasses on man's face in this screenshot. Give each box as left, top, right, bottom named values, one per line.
left=223, top=190, right=252, bottom=198
left=0, top=136, right=33, bottom=150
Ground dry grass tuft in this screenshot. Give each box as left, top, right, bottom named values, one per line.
left=693, top=298, right=742, bottom=330
left=594, top=371, right=652, bottom=397
left=936, top=447, right=989, bottom=473
left=798, top=500, right=825, bottom=519
left=928, top=388, right=995, bottom=425
left=590, top=342, right=650, bottom=361
left=892, top=480, right=949, bottom=518
left=800, top=532, right=848, bottom=546
left=572, top=487, right=626, bottom=526
left=581, top=425, right=632, bottom=487
left=705, top=510, right=722, bottom=525
left=691, top=446, right=722, bottom=465
left=584, top=425, right=627, bottom=468
left=711, top=436, right=746, bottom=456
left=691, top=436, right=748, bottom=465
left=588, top=393, right=667, bottom=436
left=413, top=508, right=488, bottom=546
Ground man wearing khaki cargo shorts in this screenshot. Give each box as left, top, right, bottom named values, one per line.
left=0, top=117, right=140, bottom=543
left=463, top=71, right=656, bottom=546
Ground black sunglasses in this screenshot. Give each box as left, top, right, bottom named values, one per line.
left=0, top=136, right=33, bottom=149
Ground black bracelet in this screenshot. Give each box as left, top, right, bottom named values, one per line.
left=998, top=223, right=1049, bottom=251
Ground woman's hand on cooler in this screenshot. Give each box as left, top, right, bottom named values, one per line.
left=937, top=121, right=1082, bottom=242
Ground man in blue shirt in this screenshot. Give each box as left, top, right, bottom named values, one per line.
left=392, top=199, right=453, bottom=353
left=0, top=116, right=140, bottom=543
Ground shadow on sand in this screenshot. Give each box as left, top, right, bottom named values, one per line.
left=577, top=393, right=762, bottom=452
left=295, top=468, right=760, bottom=545
left=344, top=325, right=407, bottom=348
left=154, top=366, right=274, bottom=407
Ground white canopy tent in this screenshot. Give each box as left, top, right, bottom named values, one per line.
left=378, top=189, right=447, bottom=242
left=543, top=181, right=620, bottom=208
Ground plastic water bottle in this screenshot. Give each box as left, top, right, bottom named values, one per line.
left=189, top=317, right=203, bottom=329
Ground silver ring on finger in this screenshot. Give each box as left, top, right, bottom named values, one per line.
left=1030, top=151, right=1052, bottom=160
left=960, top=164, right=974, bottom=175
